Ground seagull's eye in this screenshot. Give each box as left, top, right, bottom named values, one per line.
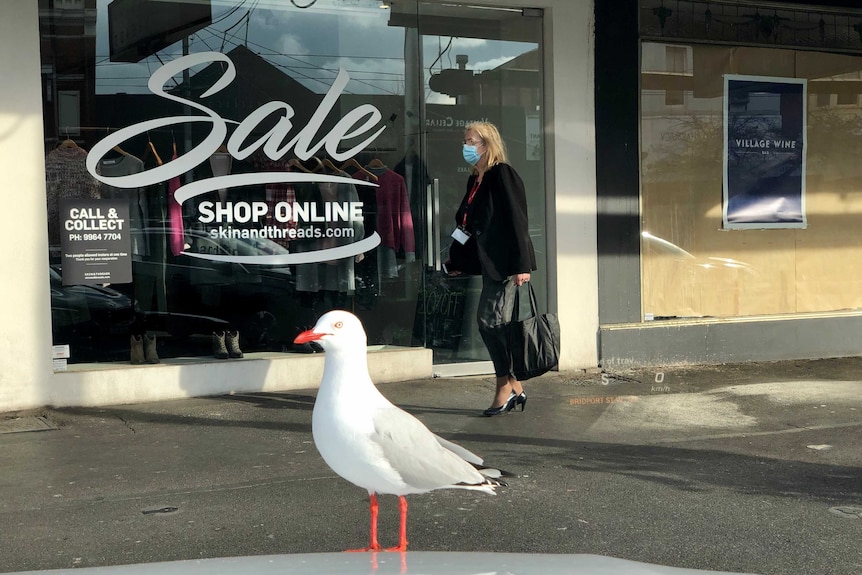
left=333, top=321, right=344, bottom=329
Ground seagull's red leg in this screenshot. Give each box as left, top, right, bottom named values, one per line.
left=369, top=493, right=381, bottom=550
left=385, top=495, right=409, bottom=552
left=346, top=492, right=381, bottom=552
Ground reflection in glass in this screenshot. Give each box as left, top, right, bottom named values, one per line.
left=641, top=42, right=862, bottom=319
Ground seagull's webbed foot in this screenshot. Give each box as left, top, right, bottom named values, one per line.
left=384, top=496, right=409, bottom=552
left=346, top=495, right=409, bottom=552
left=344, top=493, right=383, bottom=553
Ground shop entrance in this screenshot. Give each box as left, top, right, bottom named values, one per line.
left=409, top=2, right=546, bottom=374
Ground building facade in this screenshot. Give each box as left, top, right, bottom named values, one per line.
left=2, top=0, right=860, bottom=412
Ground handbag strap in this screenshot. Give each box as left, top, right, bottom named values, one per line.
left=512, top=281, right=539, bottom=322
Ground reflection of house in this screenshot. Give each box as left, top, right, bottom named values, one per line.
left=171, top=45, right=320, bottom=131
left=38, top=0, right=98, bottom=147
left=93, top=44, right=413, bottom=160
left=428, top=49, right=541, bottom=109
left=640, top=41, right=862, bottom=181
left=473, top=49, right=541, bottom=108
left=94, top=45, right=322, bottom=152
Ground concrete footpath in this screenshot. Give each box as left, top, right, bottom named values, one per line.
left=1, top=358, right=861, bottom=575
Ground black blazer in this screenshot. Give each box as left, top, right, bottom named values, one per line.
left=455, top=163, right=537, bottom=281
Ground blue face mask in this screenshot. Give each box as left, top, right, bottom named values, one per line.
left=462, top=144, right=482, bottom=166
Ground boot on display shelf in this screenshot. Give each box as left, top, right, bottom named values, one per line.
left=144, top=334, right=160, bottom=364
left=130, top=335, right=145, bottom=365
left=212, top=331, right=229, bottom=359
left=225, top=330, right=244, bottom=359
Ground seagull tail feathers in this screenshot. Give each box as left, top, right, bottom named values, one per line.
left=455, top=473, right=508, bottom=494
left=473, top=464, right=515, bottom=481
left=434, top=433, right=514, bottom=488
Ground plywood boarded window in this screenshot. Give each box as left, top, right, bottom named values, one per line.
left=641, top=43, right=862, bottom=319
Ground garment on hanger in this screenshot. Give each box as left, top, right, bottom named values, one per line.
left=209, top=150, right=232, bottom=201
left=394, top=152, right=429, bottom=260
left=210, top=152, right=232, bottom=175
left=341, top=157, right=378, bottom=182
left=293, top=173, right=364, bottom=295
left=141, top=139, right=168, bottom=268
left=99, top=151, right=168, bottom=315
left=250, top=154, right=297, bottom=248
left=45, top=145, right=100, bottom=250
left=97, top=153, right=147, bottom=256
left=350, top=170, right=380, bottom=307
left=365, top=165, right=415, bottom=279
left=167, top=147, right=185, bottom=257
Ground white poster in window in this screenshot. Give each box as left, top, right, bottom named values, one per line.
left=723, top=75, right=807, bottom=229
left=60, top=199, right=132, bottom=285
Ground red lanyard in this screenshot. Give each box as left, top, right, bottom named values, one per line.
left=461, top=178, right=481, bottom=227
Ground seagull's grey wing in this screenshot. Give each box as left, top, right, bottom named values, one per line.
left=435, top=434, right=507, bottom=480
left=370, top=406, right=488, bottom=492
left=434, top=434, right=484, bottom=465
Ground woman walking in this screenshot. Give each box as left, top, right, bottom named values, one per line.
left=445, top=122, right=537, bottom=416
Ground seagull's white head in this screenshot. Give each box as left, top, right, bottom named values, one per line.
left=293, top=310, right=367, bottom=352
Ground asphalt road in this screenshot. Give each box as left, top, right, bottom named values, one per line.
left=1, top=358, right=861, bottom=575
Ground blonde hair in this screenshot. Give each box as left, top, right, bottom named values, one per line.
left=465, top=121, right=508, bottom=173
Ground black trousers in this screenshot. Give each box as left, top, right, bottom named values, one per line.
left=476, top=273, right=523, bottom=378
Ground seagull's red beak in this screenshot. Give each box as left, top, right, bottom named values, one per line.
left=294, top=329, right=326, bottom=344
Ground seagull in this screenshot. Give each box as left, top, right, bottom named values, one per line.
left=294, top=310, right=507, bottom=552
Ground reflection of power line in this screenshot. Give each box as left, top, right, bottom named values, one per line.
left=428, top=36, right=453, bottom=75
left=252, top=52, right=406, bottom=64
left=95, top=51, right=407, bottom=64
left=270, top=63, right=403, bottom=95
left=94, top=59, right=404, bottom=95
left=195, top=27, right=333, bottom=92
left=210, top=0, right=251, bottom=26
left=218, top=0, right=261, bottom=51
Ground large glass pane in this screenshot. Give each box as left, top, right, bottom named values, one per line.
left=41, top=0, right=422, bottom=364
left=40, top=0, right=546, bottom=371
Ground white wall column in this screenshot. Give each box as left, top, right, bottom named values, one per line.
left=0, top=0, right=54, bottom=410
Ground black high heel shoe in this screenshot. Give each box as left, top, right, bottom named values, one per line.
left=483, top=392, right=517, bottom=417
left=513, top=391, right=527, bottom=411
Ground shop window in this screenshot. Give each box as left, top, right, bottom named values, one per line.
left=837, top=89, right=859, bottom=106
left=39, top=0, right=547, bottom=368
left=40, top=0, right=423, bottom=364
left=664, top=46, right=686, bottom=105
left=57, top=91, right=81, bottom=136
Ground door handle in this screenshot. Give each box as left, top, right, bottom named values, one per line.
left=432, top=178, right=441, bottom=271
left=426, top=179, right=434, bottom=268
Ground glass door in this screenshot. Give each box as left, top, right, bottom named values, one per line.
left=409, top=3, right=547, bottom=374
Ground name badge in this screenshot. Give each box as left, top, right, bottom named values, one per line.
left=451, top=227, right=471, bottom=245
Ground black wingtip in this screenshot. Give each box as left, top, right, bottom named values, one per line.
left=456, top=476, right=507, bottom=488
left=497, top=468, right=517, bottom=478
left=471, top=462, right=516, bottom=479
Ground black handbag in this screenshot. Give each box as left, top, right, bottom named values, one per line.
left=507, top=282, right=561, bottom=381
